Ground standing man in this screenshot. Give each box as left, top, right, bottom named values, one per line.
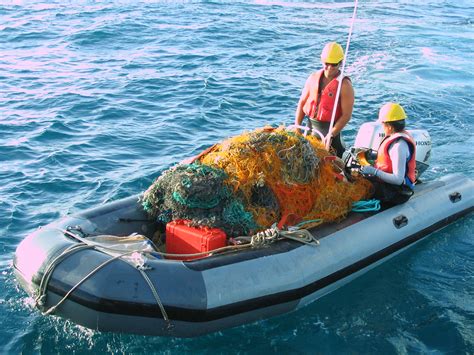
left=294, top=42, right=355, bottom=157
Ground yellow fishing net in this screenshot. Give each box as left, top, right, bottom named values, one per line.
left=199, top=126, right=373, bottom=229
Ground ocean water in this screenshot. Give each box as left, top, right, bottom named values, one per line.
left=1, top=1, right=473, bottom=353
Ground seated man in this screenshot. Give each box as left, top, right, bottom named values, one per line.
left=360, top=102, right=416, bottom=206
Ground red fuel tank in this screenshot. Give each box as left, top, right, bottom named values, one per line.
left=165, top=220, right=227, bottom=260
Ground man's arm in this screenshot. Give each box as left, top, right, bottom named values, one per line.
left=294, top=76, right=311, bottom=127
left=330, top=78, right=354, bottom=136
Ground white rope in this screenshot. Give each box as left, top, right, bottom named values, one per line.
left=137, top=268, right=170, bottom=326
left=39, top=229, right=173, bottom=330
left=280, top=228, right=320, bottom=245
left=325, top=0, right=359, bottom=150
left=235, top=227, right=319, bottom=247
left=35, top=243, right=94, bottom=308
left=42, top=250, right=135, bottom=315
left=250, top=227, right=280, bottom=246
left=36, top=226, right=318, bottom=325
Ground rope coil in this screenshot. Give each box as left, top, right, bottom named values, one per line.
left=352, top=199, right=381, bottom=212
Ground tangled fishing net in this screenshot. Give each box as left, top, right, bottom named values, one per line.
left=142, top=127, right=372, bottom=236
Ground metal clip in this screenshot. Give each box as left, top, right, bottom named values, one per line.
left=449, top=192, right=462, bottom=203
left=393, top=215, right=408, bottom=229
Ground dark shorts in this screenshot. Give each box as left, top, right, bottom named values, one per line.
left=308, top=119, right=345, bottom=158
left=370, top=179, right=414, bottom=206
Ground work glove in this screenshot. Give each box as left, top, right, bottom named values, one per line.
left=360, top=165, right=378, bottom=176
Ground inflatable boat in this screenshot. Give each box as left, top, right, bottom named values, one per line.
left=13, top=125, right=474, bottom=337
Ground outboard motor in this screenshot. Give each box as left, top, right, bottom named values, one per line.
left=347, top=122, right=432, bottom=179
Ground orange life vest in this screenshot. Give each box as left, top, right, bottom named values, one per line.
left=375, top=132, right=417, bottom=185
left=302, top=69, right=349, bottom=122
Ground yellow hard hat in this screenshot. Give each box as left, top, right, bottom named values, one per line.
left=321, top=42, right=344, bottom=64
left=378, top=102, right=407, bottom=123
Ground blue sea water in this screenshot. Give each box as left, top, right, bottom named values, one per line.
left=1, top=1, right=473, bottom=353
